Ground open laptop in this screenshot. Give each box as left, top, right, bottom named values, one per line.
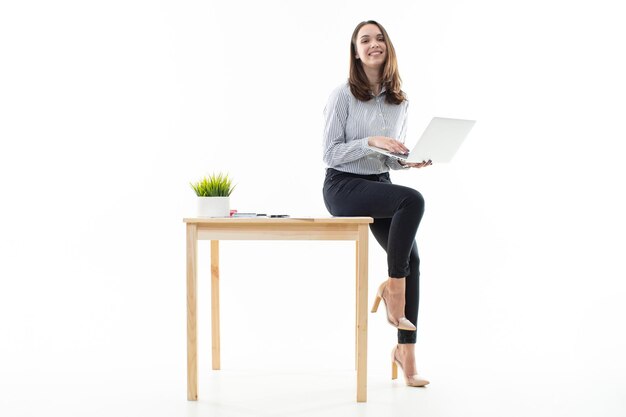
left=367, top=117, right=476, bottom=163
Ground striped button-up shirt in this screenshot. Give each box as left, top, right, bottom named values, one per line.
left=322, top=82, right=409, bottom=175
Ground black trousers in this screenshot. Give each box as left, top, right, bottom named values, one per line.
left=323, top=168, right=425, bottom=344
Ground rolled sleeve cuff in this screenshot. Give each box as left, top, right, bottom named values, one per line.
left=387, top=158, right=410, bottom=170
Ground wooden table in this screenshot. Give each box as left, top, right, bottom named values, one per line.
left=184, top=217, right=373, bottom=402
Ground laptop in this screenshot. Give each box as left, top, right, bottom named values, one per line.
left=367, top=117, right=476, bottom=163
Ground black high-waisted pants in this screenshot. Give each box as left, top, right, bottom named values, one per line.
left=322, top=168, right=425, bottom=344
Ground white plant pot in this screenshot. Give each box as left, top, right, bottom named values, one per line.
left=197, top=196, right=230, bottom=218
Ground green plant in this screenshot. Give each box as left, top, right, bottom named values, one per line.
left=190, top=173, right=236, bottom=197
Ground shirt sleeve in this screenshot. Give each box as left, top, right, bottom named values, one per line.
left=322, top=86, right=371, bottom=167
left=386, top=157, right=410, bottom=170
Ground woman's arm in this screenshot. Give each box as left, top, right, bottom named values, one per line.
left=322, top=86, right=371, bottom=167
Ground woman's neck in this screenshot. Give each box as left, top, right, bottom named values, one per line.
left=364, top=67, right=382, bottom=95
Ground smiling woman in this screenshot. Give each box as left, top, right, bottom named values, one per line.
left=322, top=20, right=431, bottom=389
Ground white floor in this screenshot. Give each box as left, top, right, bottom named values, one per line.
left=2, top=360, right=624, bottom=417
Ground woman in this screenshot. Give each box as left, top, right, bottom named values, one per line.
left=322, top=20, right=431, bottom=387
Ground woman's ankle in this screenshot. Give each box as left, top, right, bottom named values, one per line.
left=386, top=277, right=406, bottom=292
left=397, top=343, right=415, bottom=352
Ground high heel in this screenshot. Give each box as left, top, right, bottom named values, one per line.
left=391, top=345, right=429, bottom=387
left=371, top=281, right=417, bottom=331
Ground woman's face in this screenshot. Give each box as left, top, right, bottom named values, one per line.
left=354, top=24, right=387, bottom=71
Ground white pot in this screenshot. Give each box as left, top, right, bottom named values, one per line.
left=197, top=196, right=230, bottom=218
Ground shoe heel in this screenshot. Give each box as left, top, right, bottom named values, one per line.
left=371, top=282, right=386, bottom=313
left=391, top=345, right=430, bottom=387
left=371, top=295, right=382, bottom=313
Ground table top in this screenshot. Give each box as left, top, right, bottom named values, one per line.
left=183, top=217, right=373, bottom=225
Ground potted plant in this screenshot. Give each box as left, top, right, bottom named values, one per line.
left=190, top=173, right=236, bottom=217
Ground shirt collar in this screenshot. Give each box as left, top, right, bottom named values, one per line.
left=371, top=85, right=387, bottom=97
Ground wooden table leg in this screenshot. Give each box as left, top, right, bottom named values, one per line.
left=186, top=224, right=198, bottom=400
left=355, top=241, right=358, bottom=371
left=211, top=240, right=221, bottom=370
left=356, top=224, right=369, bottom=402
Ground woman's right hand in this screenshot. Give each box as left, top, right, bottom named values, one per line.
left=368, top=136, right=410, bottom=155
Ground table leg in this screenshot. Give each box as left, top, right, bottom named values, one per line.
left=211, top=240, right=221, bottom=370
left=186, top=224, right=198, bottom=400
left=355, top=241, right=358, bottom=371
left=356, top=225, right=369, bottom=402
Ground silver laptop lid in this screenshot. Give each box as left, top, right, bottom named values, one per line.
left=366, top=117, right=475, bottom=163
left=406, top=117, right=475, bottom=163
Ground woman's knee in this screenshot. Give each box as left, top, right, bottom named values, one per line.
left=403, top=188, right=425, bottom=212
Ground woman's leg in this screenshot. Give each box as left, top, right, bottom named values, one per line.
left=370, top=219, right=421, bottom=344
left=323, top=171, right=426, bottom=381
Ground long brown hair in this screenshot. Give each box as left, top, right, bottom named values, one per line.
left=349, top=20, right=406, bottom=105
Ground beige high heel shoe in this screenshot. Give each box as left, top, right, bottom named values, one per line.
left=371, top=280, right=417, bottom=331
left=391, top=345, right=430, bottom=387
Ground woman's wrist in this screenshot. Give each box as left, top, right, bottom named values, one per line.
left=397, top=159, right=411, bottom=169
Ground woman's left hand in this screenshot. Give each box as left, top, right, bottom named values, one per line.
left=401, top=160, right=432, bottom=168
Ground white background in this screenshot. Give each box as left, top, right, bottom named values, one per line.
left=1, top=1, right=625, bottom=416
